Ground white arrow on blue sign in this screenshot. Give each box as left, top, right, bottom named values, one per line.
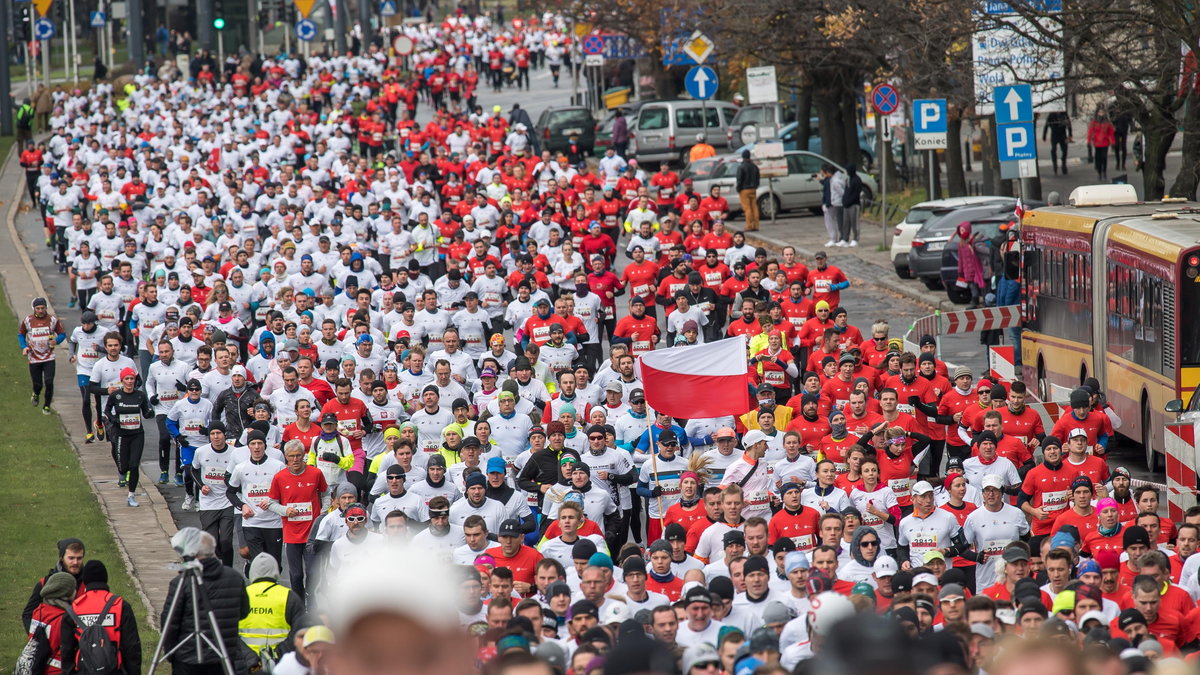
left=296, top=19, right=317, bottom=41
left=684, top=66, right=717, bottom=101
left=89, top=11, right=106, bottom=26
left=380, top=0, right=396, bottom=16
left=998, top=121, right=1037, bottom=161
left=994, top=84, right=1033, bottom=124
left=34, top=18, right=54, bottom=40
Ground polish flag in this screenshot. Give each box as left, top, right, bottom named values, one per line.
left=637, top=335, right=752, bottom=419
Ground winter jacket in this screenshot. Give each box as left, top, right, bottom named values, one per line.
left=161, top=557, right=250, bottom=665
left=212, top=385, right=265, bottom=439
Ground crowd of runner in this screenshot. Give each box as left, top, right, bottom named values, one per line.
left=12, top=11, right=1200, bottom=675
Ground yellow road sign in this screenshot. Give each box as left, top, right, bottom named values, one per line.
left=682, top=30, right=713, bottom=64
left=294, top=0, right=316, bottom=18
left=574, top=22, right=592, bottom=37
left=33, top=0, right=53, bottom=18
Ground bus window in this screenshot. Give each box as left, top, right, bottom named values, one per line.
left=1181, top=265, right=1200, bottom=365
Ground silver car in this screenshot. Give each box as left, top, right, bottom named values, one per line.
left=682, top=151, right=877, bottom=219
left=632, top=100, right=740, bottom=164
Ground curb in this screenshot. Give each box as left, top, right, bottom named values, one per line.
left=742, top=228, right=960, bottom=315
left=2, top=145, right=176, bottom=628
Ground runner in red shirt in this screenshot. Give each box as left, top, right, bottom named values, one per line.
left=768, top=483, right=822, bottom=552
left=1018, top=436, right=1077, bottom=536
left=268, top=442, right=330, bottom=597
left=486, top=519, right=544, bottom=588
left=613, top=298, right=660, bottom=357
left=321, top=379, right=373, bottom=482
left=1051, top=388, right=1115, bottom=455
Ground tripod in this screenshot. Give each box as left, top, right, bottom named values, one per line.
left=148, top=560, right=237, bottom=675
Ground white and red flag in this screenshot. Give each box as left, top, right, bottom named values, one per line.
left=637, top=335, right=751, bottom=418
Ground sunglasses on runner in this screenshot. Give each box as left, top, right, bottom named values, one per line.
left=659, top=441, right=678, bottom=447
left=346, top=515, right=367, bottom=523
left=861, top=540, right=879, bottom=548
left=588, top=434, right=604, bottom=441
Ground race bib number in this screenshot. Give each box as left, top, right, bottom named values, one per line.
left=763, top=370, right=785, bottom=386
left=484, top=291, right=502, bottom=305
left=119, top=413, right=141, bottom=430
left=604, top=306, right=615, bottom=320
left=533, top=325, right=551, bottom=342
left=605, top=215, right=617, bottom=225
left=633, top=340, right=651, bottom=353
left=633, top=284, right=651, bottom=297
left=98, top=309, right=118, bottom=323
left=708, top=210, right=722, bottom=219
left=909, top=530, right=937, bottom=553
left=897, top=403, right=915, bottom=414
left=790, top=533, right=815, bottom=550
left=337, top=419, right=358, bottom=435
left=1042, top=489, right=1069, bottom=513
left=287, top=502, right=314, bottom=522
left=980, top=539, right=1008, bottom=563
left=159, top=390, right=179, bottom=403
left=277, top=412, right=298, bottom=427
left=183, top=417, right=204, bottom=434
left=814, top=279, right=830, bottom=293
left=660, top=187, right=673, bottom=198
left=203, top=464, right=226, bottom=484
left=247, top=483, right=271, bottom=501
left=888, top=477, right=912, bottom=499
left=624, top=190, right=636, bottom=200
left=746, top=490, right=770, bottom=506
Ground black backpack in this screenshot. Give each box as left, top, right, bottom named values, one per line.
left=66, top=595, right=121, bottom=674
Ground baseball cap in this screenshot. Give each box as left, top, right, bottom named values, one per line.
left=1068, top=427, right=1088, bottom=440
left=911, top=480, right=934, bottom=496
left=873, top=556, right=898, bottom=578
left=714, top=427, right=737, bottom=440
left=486, top=457, right=506, bottom=474
left=981, top=474, right=1004, bottom=490
left=742, top=429, right=769, bottom=447
left=497, top=519, right=521, bottom=537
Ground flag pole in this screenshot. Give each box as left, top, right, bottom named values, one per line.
left=646, top=414, right=665, bottom=540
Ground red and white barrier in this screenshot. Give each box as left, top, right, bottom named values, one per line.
left=1166, top=422, right=1200, bottom=521
left=941, top=306, right=1022, bottom=334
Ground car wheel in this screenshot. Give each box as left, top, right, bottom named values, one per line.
left=922, top=277, right=943, bottom=291
left=946, top=285, right=971, bottom=304
left=810, top=207, right=824, bottom=217
left=895, top=265, right=913, bottom=279
left=1143, top=396, right=1159, bottom=472
left=758, top=194, right=780, bottom=219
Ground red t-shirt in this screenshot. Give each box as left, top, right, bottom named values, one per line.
left=268, top=466, right=329, bottom=543
left=768, top=506, right=822, bottom=551
left=485, top=544, right=544, bottom=585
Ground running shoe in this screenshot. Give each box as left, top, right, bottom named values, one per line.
left=96, top=423, right=105, bottom=441
left=67, top=298, right=76, bottom=308
left=182, top=495, right=195, bottom=511
left=118, top=476, right=127, bottom=487
left=174, top=473, right=184, bottom=487
left=30, top=393, right=38, bottom=406
left=85, top=433, right=95, bottom=444
left=158, top=472, right=169, bottom=484
left=42, top=406, right=51, bottom=415
left=127, top=494, right=139, bottom=507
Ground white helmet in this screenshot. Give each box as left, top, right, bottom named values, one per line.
left=696, top=132, right=706, bottom=142
left=807, top=591, right=855, bottom=637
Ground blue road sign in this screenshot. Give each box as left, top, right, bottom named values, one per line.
left=89, top=11, right=106, bottom=26
left=582, top=35, right=604, bottom=55
left=34, top=18, right=54, bottom=40
left=872, top=84, right=899, bottom=115
left=684, top=66, right=717, bottom=100
left=913, top=99, right=948, bottom=134
left=994, top=84, right=1033, bottom=124
left=296, top=19, right=317, bottom=41
left=998, top=121, right=1037, bottom=161
left=380, top=0, right=396, bottom=16
left=600, top=35, right=647, bottom=60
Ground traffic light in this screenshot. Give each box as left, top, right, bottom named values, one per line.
left=14, top=6, right=30, bottom=42
left=213, top=17, right=225, bottom=29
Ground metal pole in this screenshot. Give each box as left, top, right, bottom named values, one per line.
left=769, top=177, right=776, bottom=224
left=333, top=0, right=346, bottom=54
left=217, top=29, right=224, bottom=65
left=41, top=12, right=50, bottom=88
left=0, top=0, right=12, bottom=135
left=881, top=118, right=888, bottom=250
left=927, top=149, right=935, bottom=200
left=68, top=0, right=78, bottom=82
left=128, top=0, right=145, bottom=70
left=105, top=4, right=113, bottom=70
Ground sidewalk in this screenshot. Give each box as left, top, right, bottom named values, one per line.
left=0, top=146, right=178, bottom=626
left=740, top=210, right=961, bottom=315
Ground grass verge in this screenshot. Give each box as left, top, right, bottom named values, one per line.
left=0, top=261, right=159, bottom=661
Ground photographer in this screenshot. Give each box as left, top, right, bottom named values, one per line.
left=160, top=528, right=250, bottom=675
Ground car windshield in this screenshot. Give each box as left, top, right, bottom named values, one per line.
left=548, top=110, right=593, bottom=127
left=682, top=158, right=721, bottom=180
left=916, top=204, right=1014, bottom=237
left=906, top=207, right=937, bottom=226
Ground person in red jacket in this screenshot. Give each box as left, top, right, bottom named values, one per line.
left=579, top=223, right=616, bottom=263
left=621, top=246, right=661, bottom=315
left=587, top=256, right=623, bottom=340
left=613, top=298, right=660, bottom=357
left=1087, top=108, right=1116, bottom=180
left=26, top=571, right=74, bottom=675
left=808, top=251, right=850, bottom=309
left=321, top=379, right=374, bottom=495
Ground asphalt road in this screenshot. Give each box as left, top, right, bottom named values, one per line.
left=14, top=59, right=1160, bottom=547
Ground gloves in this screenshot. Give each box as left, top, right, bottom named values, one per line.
left=321, top=452, right=340, bottom=463
left=908, top=395, right=920, bottom=407
left=650, top=486, right=663, bottom=497
left=150, top=395, right=159, bottom=406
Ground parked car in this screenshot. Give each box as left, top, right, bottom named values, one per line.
left=632, top=100, right=740, bottom=164
left=890, top=197, right=1016, bottom=279
left=725, top=103, right=797, bottom=147
left=939, top=215, right=1017, bottom=304
left=535, top=106, right=597, bottom=156
left=734, top=120, right=876, bottom=172
left=907, top=202, right=1020, bottom=288
left=594, top=101, right=650, bottom=154
left=681, top=151, right=877, bottom=220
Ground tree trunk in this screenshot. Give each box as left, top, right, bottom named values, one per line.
left=815, top=91, right=847, bottom=166
left=796, top=86, right=813, bottom=151
left=945, top=116, right=967, bottom=197
left=841, top=87, right=861, bottom=170
left=1140, top=98, right=1176, bottom=201
left=1170, top=92, right=1200, bottom=199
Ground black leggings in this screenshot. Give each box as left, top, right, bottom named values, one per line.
left=114, top=432, right=145, bottom=492
left=79, top=385, right=102, bottom=433
left=29, top=361, right=55, bottom=405
left=77, top=287, right=96, bottom=310
left=155, top=414, right=180, bottom=473
left=1094, top=146, right=1109, bottom=177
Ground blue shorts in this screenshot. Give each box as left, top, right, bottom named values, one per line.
left=78, top=375, right=91, bottom=388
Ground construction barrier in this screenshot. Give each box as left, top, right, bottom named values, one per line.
left=903, top=306, right=1022, bottom=355
left=1166, top=422, right=1200, bottom=521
